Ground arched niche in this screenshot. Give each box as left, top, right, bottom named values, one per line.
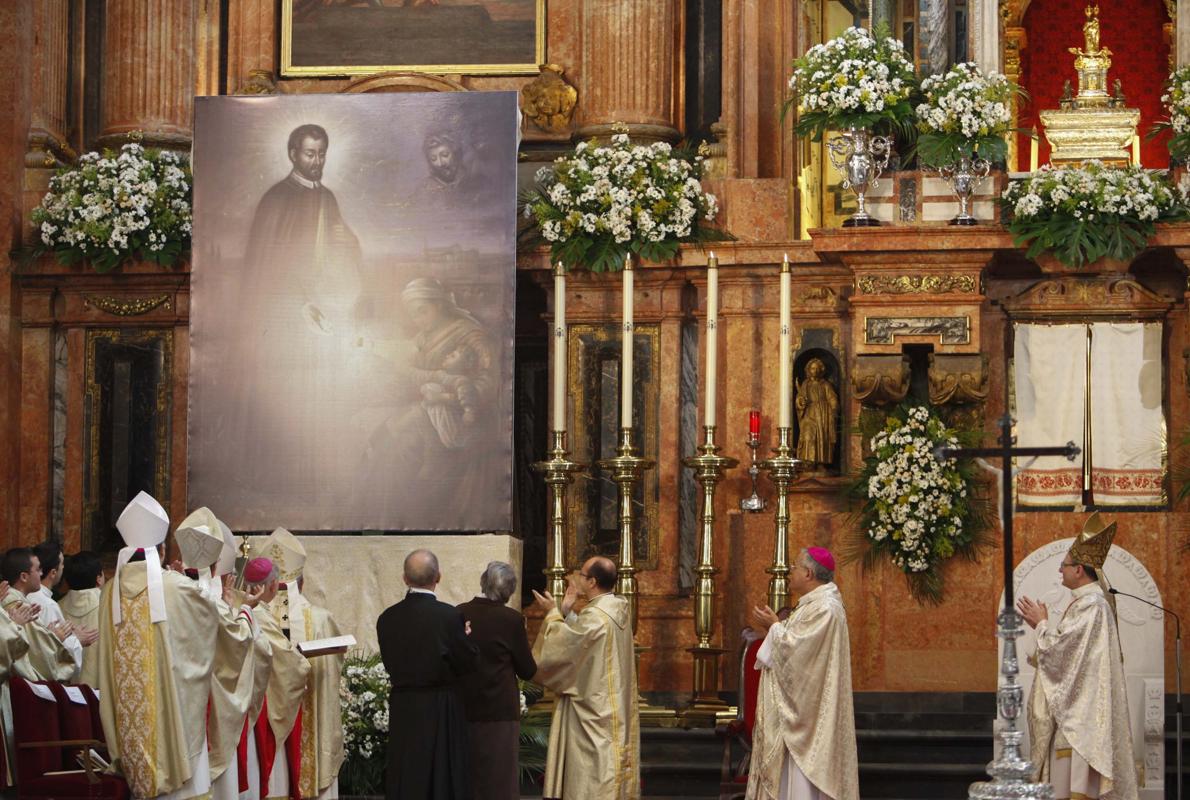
left=792, top=347, right=842, bottom=473
left=343, top=71, right=468, bottom=94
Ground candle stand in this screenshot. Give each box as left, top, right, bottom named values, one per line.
left=760, top=427, right=802, bottom=612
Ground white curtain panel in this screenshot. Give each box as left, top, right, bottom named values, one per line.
left=1013, top=323, right=1087, bottom=506
left=1089, top=322, right=1165, bottom=505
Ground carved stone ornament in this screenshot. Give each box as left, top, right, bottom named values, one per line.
left=83, top=294, right=171, bottom=316
left=856, top=274, right=977, bottom=295
left=864, top=316, right=970, bottom=345
left=237, top=69, right=278, bottom=95
left=1001, top=275, right=1175, bottom=319
left=852, top=354, right=910, bottom=407
left=521, top=64, right=578, bottom=134
left=928, top=353, right=989, bottom=405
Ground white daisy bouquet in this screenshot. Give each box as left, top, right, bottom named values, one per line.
left=784, top=25, right=917, bottom=141
left=31, top=141, right=191, bottom=273
left=846, top=405, right=991, bottom=604
left=1153, top=64, right=1190, bottom=162
left=522, top=134, right=728, bottom=272
left=914, top=62, right=1018, bottom=167
left=339, top=653, right=389, bottom=795
left=1001, top=161, right=1187, bottom=267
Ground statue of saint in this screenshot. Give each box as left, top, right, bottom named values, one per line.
left=1067, top=5, right=1111, bottom=100
left=795, top=357, right=839, bottom=469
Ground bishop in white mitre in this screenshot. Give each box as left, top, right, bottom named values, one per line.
left=262, top=528, right=345, bottom=800
left=97, top=491, right=220, bottom=800
left=1018, top=513, right=1138, bottom=800
left=747, top=547, right=859, bottom=800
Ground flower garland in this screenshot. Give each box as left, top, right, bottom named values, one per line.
left=845, top=405, right=993, bottom=605
left=914, top=62, right=1017, bottom=167
left=783, top=25, right=917, bottom=141
left=1154, top=65, right=1190, bottom=162
left=522, top=134, right=727, bottom=272
left=1001, top=161, right=1188, bottom=267
left=31, top=142, right=192, bottom=273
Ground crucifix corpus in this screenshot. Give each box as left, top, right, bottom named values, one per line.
left=935, top=414, right=1079, bottom=800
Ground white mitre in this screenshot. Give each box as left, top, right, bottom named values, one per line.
left=176, top=507, right=225, bottom=569
left=262, top=527, right=306, bottom=583
left=113, top=491, right=169, bottom=624
left=214, top=518, right=238, bottom=578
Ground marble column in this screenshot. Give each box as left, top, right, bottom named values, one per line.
left=28, top=0, right=71, bottom=167
left=575, top=0, right=681, bottom=142
left=99, top=0, right=196, bottom=149
left=225, top=0, right=275, bottom=95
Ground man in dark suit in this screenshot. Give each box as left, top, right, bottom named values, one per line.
left=457, top=562, right=537, bottom=800
left=377, top=549, right=478, bottom=800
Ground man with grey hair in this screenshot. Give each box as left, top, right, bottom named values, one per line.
left=747, top=547, right=858, bottom=800
left=457, top=562, right=536, bottom=800
left=377, top=549, right=478, bottom=800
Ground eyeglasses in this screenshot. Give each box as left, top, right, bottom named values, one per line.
left=1059, top=561, right=1078, bottom=569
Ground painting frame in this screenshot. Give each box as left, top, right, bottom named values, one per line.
left=280, top=0, right=547, bottom=77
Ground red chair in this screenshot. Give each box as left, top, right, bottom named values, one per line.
left=47, top=683, right=108, bottom=765
left=716, top=636, right=763, bottom=800
left=8, top=677, right=127, bottom=800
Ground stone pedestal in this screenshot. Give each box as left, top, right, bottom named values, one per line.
left=575, top=0, right=680, bottom=142
left=99, top=0, right=197, bottom=149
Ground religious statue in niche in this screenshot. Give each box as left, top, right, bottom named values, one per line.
left=795, top=356, right=840, bottom=471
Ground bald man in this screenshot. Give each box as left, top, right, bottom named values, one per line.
left=377, top=549, right=478, bottom=800
left=530, top=556, right=640, bottom=800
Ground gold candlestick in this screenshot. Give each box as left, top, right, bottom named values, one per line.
left=531, top=431, right=585, bottom=608
left=597, top=427, right=655, bottom=631
left=760, top=427, right=802, bottom=612
left=680, top=424, right=738, bottom=726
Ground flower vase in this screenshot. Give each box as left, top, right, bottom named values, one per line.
left=939, top=155, right=991, bottom=226
left=827, top=127, right=893, bottom=228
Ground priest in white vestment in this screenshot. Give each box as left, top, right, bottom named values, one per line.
left=1018, top=513, right=1138, bottom=800
left=97, top=491, right=220, bottom=800
left=60, top=551, right=106, bottom=688
left=530, top=556, right=640, bottom=800
left=746, top=547, right=859, bottom=800
left=0, top=547, right=81, bottom=681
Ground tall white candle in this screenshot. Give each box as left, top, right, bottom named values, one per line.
left=705, top=253, right=718, bottom=428
left=778, top=254, right=792, bottom=430
left=552, top=264, right=567, bottom=432
left=621, top=255, right=634, bottom=428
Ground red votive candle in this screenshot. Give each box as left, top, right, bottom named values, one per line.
left=748, top=410, right=761, bottom=441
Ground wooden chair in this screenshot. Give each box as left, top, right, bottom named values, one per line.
left=8, top=676, right=127, bottom=800
left=715, top=636, right=764, bottom=800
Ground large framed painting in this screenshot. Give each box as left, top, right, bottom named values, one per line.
left=188, top=92, right=519, bottom=532
left=281, top=0, right=546, bottom=77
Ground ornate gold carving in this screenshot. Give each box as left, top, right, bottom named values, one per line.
left=856, top=274, right=977, bottom=295
left=864, top=316, right=970, bottom=345
left=521, top=64, right=578, bottom=134
left=795, top=286, right=839, bottom=306
left=699, top=119, right=727, bottom=179
left=852, top=354, right=910, bottom=407
left=84, top=294, right=171, bottom=316
left=928, top=353, right=989, bottom=405
left=237, top=69, right=278, bottom=95
left=1002, top=276, right=1175, bottom=317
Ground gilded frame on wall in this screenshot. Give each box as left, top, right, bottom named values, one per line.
left=83, top=328, right=173, bottom=550
left=280, top=0, right=547, bottom=77
left=565, top=322, right=662, bottom=572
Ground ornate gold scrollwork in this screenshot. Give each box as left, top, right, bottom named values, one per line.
left=83, top=294, right=171, bottom=316
left=852, top=354, right=910, bottom=407
left=521, top=64, right=578, bottom=134
left=238, top=69, right=279, bottom=95
left=928, top=353, right=989, bottom=405
left=856, top=274, right=977, bottom=295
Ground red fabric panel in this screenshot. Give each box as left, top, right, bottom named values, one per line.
left=238, top=717, right=252, bottom=793
left=8, top=677, right=65, bottom=787
left=80, top=685, right=106, bottom=755
left=253, top=698, right=277, bottom=792
left=1017, top=0, right=1171, bottom=169
left=47, top=684, right=95, bottom=767
left=742, top=638, right=762, bottom=741
left=20, top=772, right=129, bottom=800
left=285, top=707, right=303, bottom=800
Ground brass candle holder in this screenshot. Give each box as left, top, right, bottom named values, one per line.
left=759, top=427, right=802, bottom=613
left=680, top=424, right=738, bottom=726
left=531, top=430, right=585, bottom=609
left=596, top=426, right=655, bottom=631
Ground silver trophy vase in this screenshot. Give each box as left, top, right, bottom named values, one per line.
left=940, top=155, right=992, bottom=226
left=827, top=127, right=893, bottom=228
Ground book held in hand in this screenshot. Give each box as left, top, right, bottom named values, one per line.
left=297, top=634, right=356, bottom=657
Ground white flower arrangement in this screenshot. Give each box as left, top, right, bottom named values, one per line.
left=522, top=134, right=726, bottom=272
left=847, top=405, right=990, bottom=604
left=1001, top=161, right=1188, bottom=267
left=31, top=141, right=192, bottom=273
left=339, top=654, right=390, bottom=794
left=1155, top=65, right=1190, bottom=162
left=915, top=62, right=1017, bottom=166
left=784, top=25, right=917, bottom=141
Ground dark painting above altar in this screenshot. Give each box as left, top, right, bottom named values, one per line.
left=281, top=0, right=545, bottom=76
left=188, top=92, right=518, bottom=532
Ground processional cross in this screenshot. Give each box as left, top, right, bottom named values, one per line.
left=936, top=414, right=1079, bottom=800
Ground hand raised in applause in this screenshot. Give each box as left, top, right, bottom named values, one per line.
left=560, top=577, right=581, bottom=618
left=168, top=559, right=185, bottom=573
left=7, top=602, right=39, bottom=626
left=75, top=625, right=99, bottom=647
left=465, top=620, right=472, bottom=636
left=48, top=620, right=73, bottom=642
left=529, top=589, right=557, bottom=615
left=1016, top=596, right=1048, bottom=630
left=750, top=604, right=780, bottom=636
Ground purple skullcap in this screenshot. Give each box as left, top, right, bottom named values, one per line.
left=806, top=547, right=836, bottom=572
left=244, top=557, right=274, bottom=584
